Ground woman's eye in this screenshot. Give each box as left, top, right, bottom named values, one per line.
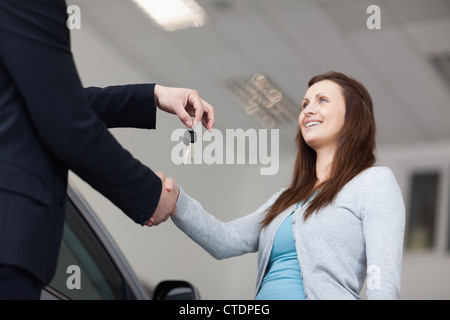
left=302, top=103, right=308, bottom=109
left=320, top=98, right=327, bottom=103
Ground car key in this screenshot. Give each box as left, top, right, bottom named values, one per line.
left=182, top=128, right=197, bottom=165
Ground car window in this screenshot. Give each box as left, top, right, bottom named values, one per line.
left=47, top=199, right=136, bottom=300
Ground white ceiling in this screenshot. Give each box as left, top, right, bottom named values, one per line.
left=69, top=0, right=450, bottom=153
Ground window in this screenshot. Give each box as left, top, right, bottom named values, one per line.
left=405, top=172, right=440, bottom=250
left=47, top=200, right=135, bottom=299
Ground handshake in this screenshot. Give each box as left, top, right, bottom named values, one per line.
left=146, top=171, right=179, bottom=227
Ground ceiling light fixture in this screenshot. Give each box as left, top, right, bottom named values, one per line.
left=227, top=73, right=300, bottom=129
left=132, top=0, right=208, bottom=32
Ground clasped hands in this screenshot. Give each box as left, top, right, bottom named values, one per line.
left=146, top=172, right=179, bottom=227
left=146, top=85, right=213, bottom=227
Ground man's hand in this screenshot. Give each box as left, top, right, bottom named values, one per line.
left=154, top=85, right=214, bottom=131
left=146, top=171, right=178, bottom=227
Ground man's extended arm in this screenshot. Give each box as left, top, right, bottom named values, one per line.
left=85, top=84, right=158, bottom=129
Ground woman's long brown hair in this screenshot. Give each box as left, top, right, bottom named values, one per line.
left=262, top=71, right=376, bottom=227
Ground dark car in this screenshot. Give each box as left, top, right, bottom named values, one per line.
left=40, top=182, right=199, bottom=300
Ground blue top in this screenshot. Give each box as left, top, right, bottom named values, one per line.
left=255, top=204, right=306, bottom=300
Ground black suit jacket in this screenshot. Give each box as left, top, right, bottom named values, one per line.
left=0, top=0, right=162, bottom=285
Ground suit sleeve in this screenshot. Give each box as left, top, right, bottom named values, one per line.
left=0, top=0, right=161, bottom=225
left=85, top=84, right=158, bottom=129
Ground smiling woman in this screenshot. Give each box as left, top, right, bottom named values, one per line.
left=265, top=71, right=376, bottom=223
left=169, top=71, right=405, bottom=300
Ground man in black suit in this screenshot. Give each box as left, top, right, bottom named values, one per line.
left=0, top=0, right=214, bottom=299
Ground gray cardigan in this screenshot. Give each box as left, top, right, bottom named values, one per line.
left=172, top=166, right=405, bottom=300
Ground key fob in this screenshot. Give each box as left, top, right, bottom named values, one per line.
left=183, top=130, right=197, bottom=145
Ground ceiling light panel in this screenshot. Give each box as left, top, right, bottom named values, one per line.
left=132, top=0, right=208, bottom=31
left=227, top=73, right=300, bottom=129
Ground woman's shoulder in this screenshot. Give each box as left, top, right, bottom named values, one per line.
left=355, top=165, right=395, bottom=182
left=344, top=166, right=399, bottom=193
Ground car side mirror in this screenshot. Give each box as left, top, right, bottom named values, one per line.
left=152, top=280, right=200, bottom=300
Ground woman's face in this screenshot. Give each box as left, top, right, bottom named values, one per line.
left=299, top=80, right=346, bottom=152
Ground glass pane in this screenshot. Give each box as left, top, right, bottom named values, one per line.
left=48, top=200, right=134, bottom=299
left=405, top=172, right=440, bottom=250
